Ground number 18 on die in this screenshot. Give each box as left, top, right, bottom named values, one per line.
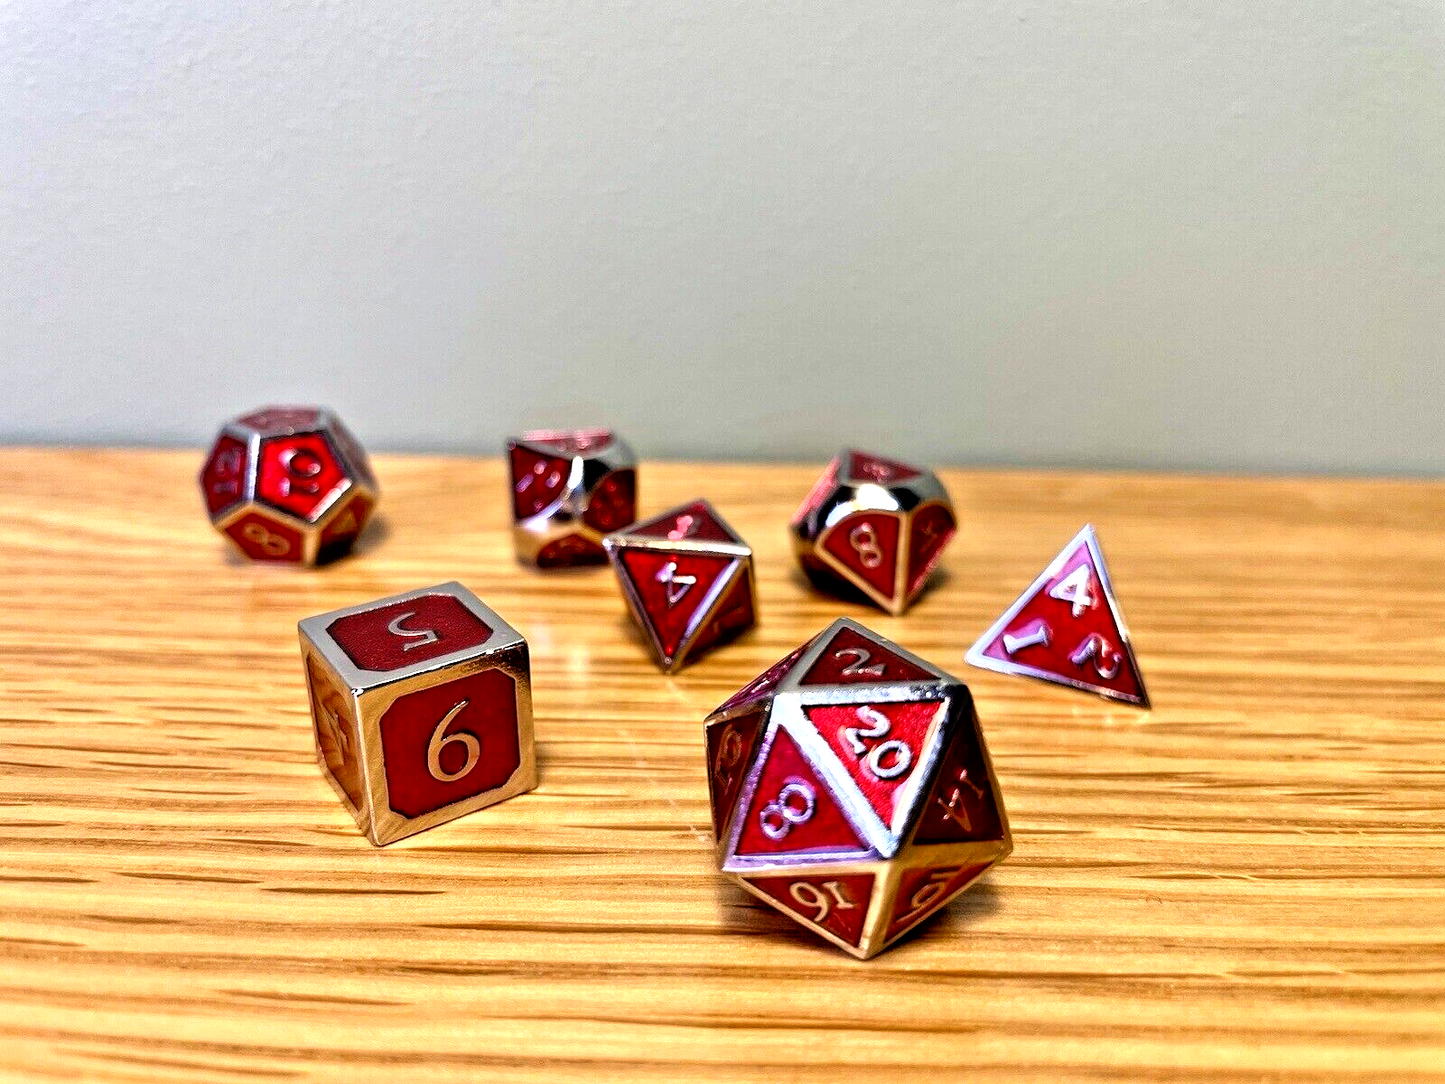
left=298, top=582, right=536, bottom=845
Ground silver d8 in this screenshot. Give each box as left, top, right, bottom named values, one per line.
left=298, top=582, right=537, bottom=846
left=507, top=429, right=637, bottom=567
left=790, top=450, right=956, bottom=614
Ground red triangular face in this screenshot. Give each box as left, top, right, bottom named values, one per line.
left=626, top=500, right=737, bottom=543
left=911, top=706, right=1003, bottom=845
left=821, top=511, right=901, bottom=602
left=906, top=503, right=956, bottom=597
left=845, top=450, right=921, bottom=484
left=745, top=872, right=874, bottom=948
left=705, top=710, right=765, bottom=839
left=735, top=727, right=869, bottom=859
left=581, top=468, right=636, bottom=533
left=712, top=637, right=816, bottom=715
left=884, top=862, right=992, bottom=943
left=967, top=526, right=1148, bottom=706
left=509, top=445, right=571, bottom=520
left=521, top=428, right=613, bottom=455
left=807, top=700, right=942, bottom=831
left=690, top=566, right=755, bottom=658
left=800, top=625, right=935, bottom=686
left=618, top=550, right=735, bottom=662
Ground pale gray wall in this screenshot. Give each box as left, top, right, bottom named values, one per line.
left=3, top=1, right=1442, bottom=474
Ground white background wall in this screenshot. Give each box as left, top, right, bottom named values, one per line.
left=3, top=1, right=1441, bottom=473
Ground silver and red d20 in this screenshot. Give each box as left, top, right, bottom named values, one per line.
left=507, top=429, right=637, bottom=567
left=200, top=406, right=378, bottom=565
left=298, top=581, right=537, bottom=846
left=966, top=524, right=1149, bottom=707
left=790, top=450, right=957, bottom=615
left=706, top=619, right=1011, bottom=958
left=603, top=499, right=757, bottom=673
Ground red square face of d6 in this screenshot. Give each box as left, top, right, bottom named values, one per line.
left=327, top=594, right=494, bottom=672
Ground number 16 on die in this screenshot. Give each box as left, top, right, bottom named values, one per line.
left=298, top=582, right=537, bottom=845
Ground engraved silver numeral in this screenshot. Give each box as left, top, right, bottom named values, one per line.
left=935, top=766, right=986, bottom=831
left=788, top=880, right=855, bottom=924
left=666, top=514, right=698, bottom=540
left=655, top=560, right=697, bottom=607
left=1070, top=633, right=1122, bottom=680
left=516, top=458, right=562, bottom=494
left=712, top=724, right=745, bottom=786
left=759, top=781, right=815, bottom=841
left=426, top=700, right=480, bottom=783
left=387, top=612, right=440, bottom=651
left=834, top=646, right=885, bottom=678
left=848, top=522, right=884, bottom=568
left=903, top=867, right=960, bottom=918
left=1049, top=565, right=1095, bottom=616
left=1002, top=621, right=1051, bottom=655
left=840, top=705, right=914, bottom=781
left=240, top=522, right=291, bottom=556
left=279, top=447, right=324, bottom=497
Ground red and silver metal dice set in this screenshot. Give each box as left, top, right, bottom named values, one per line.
left=201, top=408, right=1149, bottom=957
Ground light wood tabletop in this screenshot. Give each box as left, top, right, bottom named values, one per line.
left=1, top=448, right=1443, bottom=1083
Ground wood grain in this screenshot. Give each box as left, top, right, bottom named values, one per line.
left=0, top=448, right=1443, bottom=1083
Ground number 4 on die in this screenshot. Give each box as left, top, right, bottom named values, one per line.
left=966, top=525, right=1150, bottom=707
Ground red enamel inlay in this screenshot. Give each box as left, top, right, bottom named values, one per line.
left=535, top=534, right=606, bottom=567
left=689, top=567, right=755, bottom=660
left=705, top=709, right=764, bottom=839
left=712, top=638, right=815, bottom=715
left=328, top=417, right=374, bottom=485
left=520, top=428, right=613, bottom=455
left=201, top=435, right=249, bottom=516
left=582, top=468, right=636, bottom=533
left=307, top=657, right=366, bottom=815
left=746, top=872, right=874, bottom=948
left=906, top=503, right=956, bottom=597
left=509, top=445, right=571, bottom=520
left=807, top=700, right=941, bottom=828
left=318, top=494, right=373, bottom=554
left=255, top=433, right=347, bottom=522
left=792, top=456, right=840, bottom=527
left=378, top=669, right=521, bottom=819
left=627, top=501, right=736, bottom=543
left=328, top=593, right=493, bottom=673
left=978, top=537, right=1144, bottom=702
left=800, top=625, right=934, bottom=686
left=885, top=862, right=992, bottom=941
left=822, top=512, right=901, bottom=601
left=736, top=727, right=867, bottom=858
left=236, top=406, right=320, bottom=433
left=846, top=450, right=921, bottom=484
left=912, top=711, right=1002, bottom=845
left=224, top=511, right=304, bottom=562
left=617, top=549, right=735, bottom=661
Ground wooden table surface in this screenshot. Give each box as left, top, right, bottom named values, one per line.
left=1, top=448, right=1443, bottom=1083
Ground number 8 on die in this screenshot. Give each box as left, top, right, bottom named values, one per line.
left=298, top=582, right=537, bottom=845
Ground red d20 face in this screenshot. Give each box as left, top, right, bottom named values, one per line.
left=906, top=503, right=956, bottom=597
left=800, top=625, right=934, bottom=686
left=224, top=511, right=304, bottom=561
left=976, top=537, right=1144, bottom=703
left=713, top=638, right=815, bottom=715
left=582, top=469, right=636, bottom=533
left=201, top=435, right=249, bottom=516
left=306, top=658, right=367, bottom=814
left=808, top=700, right=942, bottom=829
left=378, top=669, right=521, bottom=819
left=510, top=445, right=571, bottom=520
left=735, top=727, right=868, bottom=859
left=846, top=450, right=920, bottom=485
left=327, top=594, right=494, bottom=673
left=705, top=709, right=764, bottom=839
left=822, top=512, right=901, bottom=601
left=912, top=714, right=1002, bottom=845
left=256, top=434, right=348, bottom=521
left=885, top=862, right=992, bottom=941
left=617, top=550, right=735, bottom=661
left=746, top=873, right=875, bottom=948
